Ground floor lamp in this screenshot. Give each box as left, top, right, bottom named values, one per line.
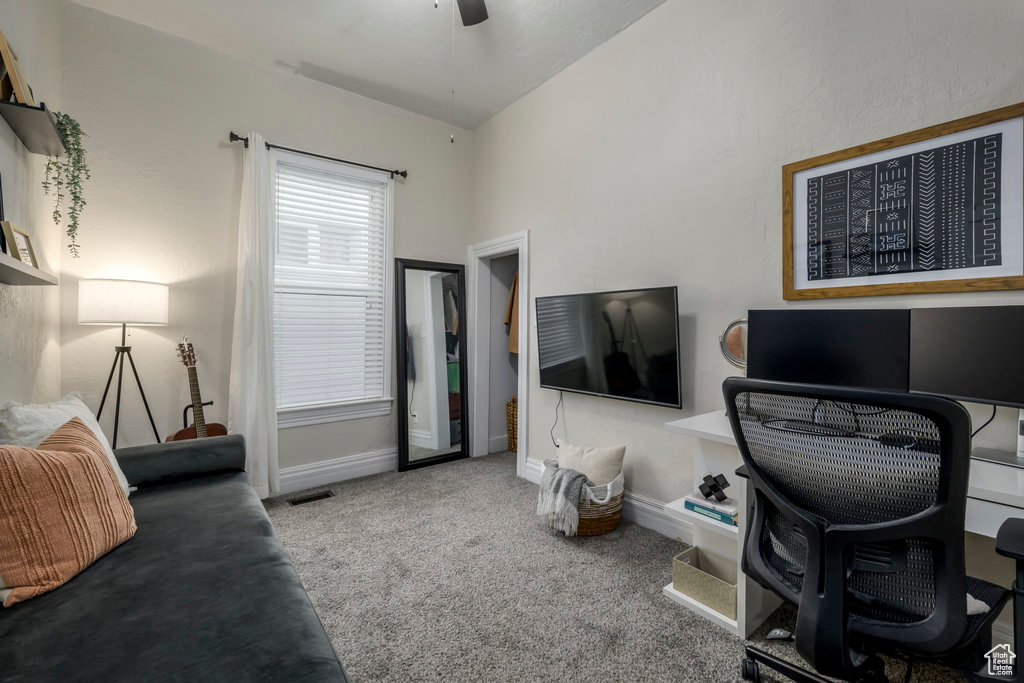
left=78, top=279, right=169, bottom=448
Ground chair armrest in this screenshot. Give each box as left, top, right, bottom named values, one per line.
left=114, top=434, right=246, bottom=487
left=997, top=518, right=1024, bottom=561
left=735, top=464, right=750, bottom=479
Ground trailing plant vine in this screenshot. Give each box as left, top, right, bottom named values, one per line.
left=43, top=112, right=90, bottom=257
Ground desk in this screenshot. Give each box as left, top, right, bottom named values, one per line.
left=662, top=410, right=1024, bottom=636
left=667, top=410, right=1024, bottom=539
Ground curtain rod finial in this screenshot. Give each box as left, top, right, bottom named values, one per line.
left=229, top=131, right=249, bottom=148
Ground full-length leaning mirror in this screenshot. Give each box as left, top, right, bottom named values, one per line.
left=395, top=259, right=469, bottom=471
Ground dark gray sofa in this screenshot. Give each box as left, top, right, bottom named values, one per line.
left=0, top=435, right=348, bottom=682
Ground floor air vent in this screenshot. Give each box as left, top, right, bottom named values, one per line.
left=287, top=491, right=334, bottom=506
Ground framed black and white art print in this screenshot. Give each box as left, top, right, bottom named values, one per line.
left=783, top=103, right=1024, bottom=299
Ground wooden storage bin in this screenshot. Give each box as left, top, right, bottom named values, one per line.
left=672, top=546, right=738, bottom=620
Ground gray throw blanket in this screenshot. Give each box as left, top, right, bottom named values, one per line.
left=537, top=459, right=590, bottom=536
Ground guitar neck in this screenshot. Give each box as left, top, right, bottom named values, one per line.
left=186, top=366, right=207, bottom=438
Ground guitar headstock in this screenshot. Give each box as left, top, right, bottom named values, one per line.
left=177, top=335, right=197, bottom=368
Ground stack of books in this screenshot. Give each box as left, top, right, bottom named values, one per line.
left=683, top=493, right=738, bottom=526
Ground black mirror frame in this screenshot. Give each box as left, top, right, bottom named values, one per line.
left=395, top=258, right=469, bottom=472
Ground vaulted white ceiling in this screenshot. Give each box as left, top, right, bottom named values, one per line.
left=70, top=0, right=667, bottom=128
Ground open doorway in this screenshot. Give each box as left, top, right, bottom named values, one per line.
left=486, top=254, right=519, bottom=454
left=467, top=231, right=530, bottom=478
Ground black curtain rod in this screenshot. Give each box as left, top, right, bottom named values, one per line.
left=228, top=131, right=408, bottom=179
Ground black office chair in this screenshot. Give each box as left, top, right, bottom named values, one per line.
left=722, top=378, right=1024, bottom=682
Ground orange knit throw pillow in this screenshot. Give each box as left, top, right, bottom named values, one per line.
left=0, top=417, right=136, bottom=607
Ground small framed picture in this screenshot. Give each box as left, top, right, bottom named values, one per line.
left=2, top=221, right=37, bottom=267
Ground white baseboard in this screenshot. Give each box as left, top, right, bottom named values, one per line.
left=518, top=458, right=693, bottom=545
left=278, top=447, right=398, bottom=495
left=623, top=490, right=694, bottom=545
left=409, top=429, right=432, bottom=449
left=521, top=457, right=543, bottom=483
left=488, top=434, right=509, bottom=453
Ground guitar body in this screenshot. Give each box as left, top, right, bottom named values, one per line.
left=169, top=336, right=227, bottom=442
left=167, top=422, right=228, bottom=442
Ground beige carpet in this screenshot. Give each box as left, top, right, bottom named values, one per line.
left=265, top=452, right=965, bottom=682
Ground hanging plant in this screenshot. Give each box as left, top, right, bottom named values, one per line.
left=42, top=112, right=90, bottom=257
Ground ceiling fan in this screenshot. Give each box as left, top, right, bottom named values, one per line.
left=455, top=0, right=488, bottom=26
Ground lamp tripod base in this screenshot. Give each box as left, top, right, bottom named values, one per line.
left=95, top=323, right=161, bottom=449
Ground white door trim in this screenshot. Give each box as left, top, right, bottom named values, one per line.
left=467, top=231, right=530, bottom=480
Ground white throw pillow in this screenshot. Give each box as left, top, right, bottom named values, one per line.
left=0, top=393, right=130, bottom=497
left=557, top=441, right=625, bottom=486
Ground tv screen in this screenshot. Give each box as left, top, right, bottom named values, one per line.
left=910, top=306, right=1024, bottom=408
left=535, top=286, right=681, bottom=408
left=747, top=309, right=910, bottom=391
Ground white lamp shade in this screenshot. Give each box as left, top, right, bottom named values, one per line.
left=78, top=279, right=169, bottom=326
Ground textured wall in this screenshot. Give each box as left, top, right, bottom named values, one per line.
left=470, top=0, right=1024, bottom=504
left=0, top=0, right=62, bottom=404
left=58, top=4, right=474, bottom=464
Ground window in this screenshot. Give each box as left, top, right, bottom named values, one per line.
left=272, top=150, right=394, bottom=427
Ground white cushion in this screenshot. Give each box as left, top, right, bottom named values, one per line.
left=0, top=393, right=130, bottom=497
left=557, top=441, right=625, bottom=486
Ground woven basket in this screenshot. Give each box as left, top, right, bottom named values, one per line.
left=506, top=397, right=518, bottom=452
left=578, top=492, right=624, bottom=536
left=536, top=465, right=624, bottom=537
left=577, top=470, right=625, bottom=536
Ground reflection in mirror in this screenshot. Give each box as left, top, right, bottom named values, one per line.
left=403, top=269, right=463, bottom=462
left=720, top=318, right=747, bottom=369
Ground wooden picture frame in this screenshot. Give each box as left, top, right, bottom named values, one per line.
left=783, top=102, right=1024, bottom=300
left=2, top=221, right=36, bottom=267
left=0, top=29, right=33, bottom=105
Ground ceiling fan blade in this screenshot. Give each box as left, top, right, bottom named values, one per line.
left=456, top=0, right=488, bottom=26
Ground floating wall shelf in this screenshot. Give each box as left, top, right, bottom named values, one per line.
left=0, top=100, right=66, bottom=157
left=0, top=251, right=57, bottom=286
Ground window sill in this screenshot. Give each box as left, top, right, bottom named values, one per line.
left=278, top=397, right=393, bottom=428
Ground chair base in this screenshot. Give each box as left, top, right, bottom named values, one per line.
left=741, top=646, right=831, bottom=683
left=741, top=646, right=888, bottom=683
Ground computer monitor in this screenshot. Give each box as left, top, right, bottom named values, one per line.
left=909, top=306, right=1024, bottom=409
left=747, top=309, right=911, bottom=391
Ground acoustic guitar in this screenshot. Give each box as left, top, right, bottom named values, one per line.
left=167, top=336, right=228, bottom=441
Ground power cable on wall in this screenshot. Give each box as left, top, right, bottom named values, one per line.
left=550, top=390, right=563, bottom=447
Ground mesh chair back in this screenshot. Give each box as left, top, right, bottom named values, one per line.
left=723, top=378, right=971, bottom=667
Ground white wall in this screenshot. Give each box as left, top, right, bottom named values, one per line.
left=470, top=0, right=1024, bottom=505
left=0, top=0, right=63, bottom=404
left=57, top=4, right=474, bottom=465
left=487, top=253, right=518, bottom=451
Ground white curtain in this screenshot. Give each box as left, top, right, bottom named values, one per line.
left=229, top=131, right=279, bottom=498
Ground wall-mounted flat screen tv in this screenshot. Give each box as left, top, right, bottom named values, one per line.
left=535, top=286, right=681, bottom=408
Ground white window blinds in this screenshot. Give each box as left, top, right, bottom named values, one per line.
left=537, top=296, right=586, bottom=369
left=272, top=151, right=393, bottom=421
